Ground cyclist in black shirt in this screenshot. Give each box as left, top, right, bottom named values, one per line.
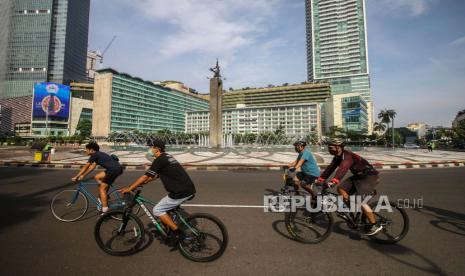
left=119, top=139, right=196, bottom=240
left=72, top=142, right=123, bottom=213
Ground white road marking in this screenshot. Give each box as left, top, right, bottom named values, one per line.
left=182, top=204, right=265, bottom=208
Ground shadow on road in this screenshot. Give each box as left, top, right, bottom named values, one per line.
left=367, top=242, right=447, bottom=275
left=414, top=205, right=465, bottom=237
left=271, top=220, right=295, bottom=241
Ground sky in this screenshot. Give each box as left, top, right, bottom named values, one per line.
left=88, top=0, right=465, bottom=127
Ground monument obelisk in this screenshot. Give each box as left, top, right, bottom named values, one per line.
left=209, top=59, right=223, bottom=148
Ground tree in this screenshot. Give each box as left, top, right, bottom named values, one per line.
left=328, top=126, right=346, bottom=139
left=373, top=122, right=386, bottom=133
left=76, top=119, right=92, bottom=138
left=378, top=109, right=396, bottom=149
left=453, top=121, right=465, bottom=140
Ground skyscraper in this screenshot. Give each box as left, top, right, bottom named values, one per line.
left=0, top=0, right=90, bottom=99
left=306, top=0, right=373, bottom=133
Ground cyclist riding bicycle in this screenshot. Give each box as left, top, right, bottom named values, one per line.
left=287, top=141, right=320, bottom=198
left=119, top=139, right=196, bottom=241
left=316, top=138, right=382, bottom=236
left=72, top=142, right=123, bottom=214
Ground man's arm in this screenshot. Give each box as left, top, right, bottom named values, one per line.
left=320, top=156, right=338, bottom=179
left=119, top=174, right=153, bottom=194
left=72, top=163, right=94, bottom=181
left=331, top=155, right=353, bottom=182
left=80, top=163, right=97, bottom=179
left=287, top=160, right=297, bottom=168
left=295, top=159, right=306, bottom=170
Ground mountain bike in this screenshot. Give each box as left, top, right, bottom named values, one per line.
left=94, top=189, right=228, bottom=262
left=280, top=167, right=409, bottom=244
left=50, top=180, right=128, bottom=222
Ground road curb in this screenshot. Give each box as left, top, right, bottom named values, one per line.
left=0, top=160, right=464, bottom=171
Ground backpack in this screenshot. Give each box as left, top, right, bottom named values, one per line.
left=110, top=154, right=119, bottom=162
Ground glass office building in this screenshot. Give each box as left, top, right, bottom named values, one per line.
left=93, top=69, right=209, bottom=137
left=341, top=94, right=368, bottom=131
left=306, top=0, right=373, bottom=132
left=0, top=0, right=90, bottom=99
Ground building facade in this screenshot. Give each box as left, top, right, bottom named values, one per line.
left=92, top=69, right=209, bottom=137
left=325, top=92, right=368, bottom=132
left=86, top=50, right=101, bottom=82
left=186, top=103, right=321, bottom=138
left=0, top=95, right=32, bottom=134
left=407, top=123, right=427, bottom=138
left=223, top=83, right=330, bottom=109
left=69, top=82, right=93, bottom=135
left=0, top=0, right=90, bottom=99
left=306, top=0, right=373, bottom=132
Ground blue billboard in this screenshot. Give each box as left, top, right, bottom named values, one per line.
left=32, top=82, right=70, bottom=120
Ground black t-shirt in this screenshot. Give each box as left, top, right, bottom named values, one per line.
left=88, top=151, right=122, bottom=172
left=144, top=152, right=196, bottom=199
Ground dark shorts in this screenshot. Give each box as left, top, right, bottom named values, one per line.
left=339, top=174, right=379, bottom=195
left=102, top=168, right=123, bottom=185
left=296, top=172, right=317, bottom=186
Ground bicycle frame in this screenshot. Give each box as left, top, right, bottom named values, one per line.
left=74, top=180, right=123, bottom=209
left=131, top=193, right=199, bottom=238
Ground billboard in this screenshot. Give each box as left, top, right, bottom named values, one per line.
left=32, top=82, right=70, bottom=120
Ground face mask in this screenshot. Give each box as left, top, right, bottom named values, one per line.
left=145, top=149, right=155, bottom=162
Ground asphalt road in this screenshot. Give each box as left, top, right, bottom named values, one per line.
left=0, top=167, right=464, bottom=276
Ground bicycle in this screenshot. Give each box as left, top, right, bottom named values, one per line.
left=280, top=167, right=409, bottom=244
left=94, top=189, right=228, bottom=262
left=50, top=180, right=127, bottom=222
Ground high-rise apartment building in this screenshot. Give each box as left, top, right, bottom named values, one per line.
left=306, top=0, right=373, bottom=133
left=0, top=0, right=90, bottom=99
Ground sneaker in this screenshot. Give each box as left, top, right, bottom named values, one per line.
left=364, top=224, right=383, bottom=236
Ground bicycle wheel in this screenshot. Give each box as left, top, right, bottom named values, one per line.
left=94, top=210, right=145, bottom=256
left=50, top=189, right=88, bottom=222
left=364, top=200, right=409, bottom=244
left=178, top=213, right=228, bottom=262
left=285, top=208, right=333, bottom=244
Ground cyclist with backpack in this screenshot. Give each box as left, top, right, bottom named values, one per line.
left=71, top=142, right=123, bottom=214
left=316, top=138, right=382, bottom=236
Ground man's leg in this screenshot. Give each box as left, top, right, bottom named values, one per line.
left=292, top=176, right=302, bottom=194
left=95, top=171, right=109, bottom=210
left=355, top=175, right=382, bottom=235
left=153, top=195, right=191, bottom=231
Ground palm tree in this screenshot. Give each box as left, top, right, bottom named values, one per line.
left=373, top=122, right=386, bottom=133
left=386, top=109, right=397, bottom=148
left=373, top=122, right=387, bottom=147
left=377, top=110, right=390, bottom=147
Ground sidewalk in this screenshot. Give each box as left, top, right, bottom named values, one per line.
left=1, top=147, right=465, bottom=170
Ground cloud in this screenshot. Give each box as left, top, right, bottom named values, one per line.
left=120, top=0, right=282, bottom=58
left=449, top=35, right=465, bottom=47
left=370, top=0, right=440, bottom=17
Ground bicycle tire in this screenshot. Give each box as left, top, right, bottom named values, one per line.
left=285, top=208, right=333, bottom=244
left=94, top=210, right=145, bottom=256
left=178, top=213, right=228, bottom=262
left=50, top=189, right=88, bottom=222
left=363, top=200, right=409, bottom=244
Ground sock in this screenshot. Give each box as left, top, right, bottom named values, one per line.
left=102, top=207, right=109, bottom=212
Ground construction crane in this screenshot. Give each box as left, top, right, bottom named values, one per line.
left=100, top=35, right=117, bottom=65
